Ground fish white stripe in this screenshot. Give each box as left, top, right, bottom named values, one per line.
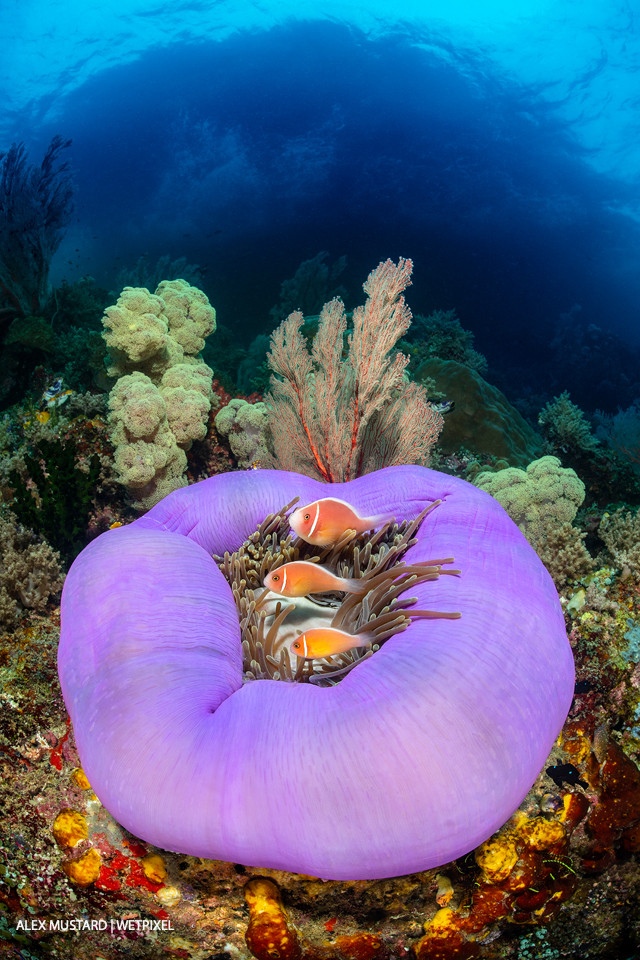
left=282, top=568, right=288, bottom=591
left=309, top=501, right=321, bottom=537
left=302, top=636, right=308, bottom=656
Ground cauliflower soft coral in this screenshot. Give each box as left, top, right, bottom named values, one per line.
left=214, top=398, right=270, bottom=469
left=103, top=280, right=216, bottom=511
left=474, top=455, right=585, bottom=544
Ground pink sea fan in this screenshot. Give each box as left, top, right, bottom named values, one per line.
left=265, top=258, right=443, bottom=482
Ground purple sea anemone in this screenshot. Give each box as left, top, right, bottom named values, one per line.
left=58, top=465, right=574, bottom=881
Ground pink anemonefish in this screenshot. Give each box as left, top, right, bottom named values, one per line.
left=289, top=498, right=395, bottom=547
left=290, top=626, right=375, bottom=659
left=264, top=561, right=364, bottom=597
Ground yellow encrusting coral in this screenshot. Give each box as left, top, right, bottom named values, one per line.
left=244, top=877, right=303, bottom=960
left=142, top=853, right=168, bottom=884
left=474, top=837, right=518, bottom=884
left=52, top=809, right=88, bottom=847
left=518, top=817, right=566, bottom=851
left=61, top=848, right=101, bottom=886
left=71, top=768, right=91, bottom=790
left=413, top=809, right=577, bottom=960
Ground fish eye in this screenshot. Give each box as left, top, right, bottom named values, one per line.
left=292, top=641, right=300, bottom=650
left=272, top=574, right=280, bottom=582
left=303, top=513, right=310, bottom=520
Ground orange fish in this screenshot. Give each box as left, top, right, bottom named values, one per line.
left=264, top=561, right=364, bottom=597
left=289, top=498, right=395, bottom=546
left=290, top=627, right=375, bottom=659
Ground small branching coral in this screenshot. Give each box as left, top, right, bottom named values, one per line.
left=0, top=512, right=65, bottom=629
left=264, top=258, right=444, bottom=482
left=538, top=391, right=599, bottom=455
left=217, top=499, right=460, bottom=686
left=599, top=507, right=640, bottom=578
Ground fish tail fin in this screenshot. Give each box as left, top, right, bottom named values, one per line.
left=341, top=577, right=368, bottom=594
left=369, top=511, right=396, bottom=529
left=353, top=630, right=376, bottom=648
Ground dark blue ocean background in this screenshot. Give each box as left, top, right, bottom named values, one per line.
left=3, top=0, right=640, bottom=410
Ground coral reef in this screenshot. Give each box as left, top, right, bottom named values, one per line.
left=416, top=358, right=544, bottom=467
left=534, top=520, right=595, bottom=593
left=1, top=595, right=639, bottom=959
left=0, top=276, right=110, bottom=404
left=0, top=392, right=120, bottom=537
left=472, top=454, right=600, bottom=596
left=46, top=276, right=111, bottom=390
left=102, top=280, right=215, bottom=379
left=2, top=233, right=640, bottom=960
left=473, top=456, right=593, bottom=592
left=595, top=402, right=640, bottom=469
left=4, top=314, right=55, bottom=353
left=265, top=258, right=443, bottom=481
left=102, top=280, right=216, bottom=509
left=2, top=507, right=640, bottom=956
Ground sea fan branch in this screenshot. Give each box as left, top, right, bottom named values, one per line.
left=265, top=258, right=443, bottom=481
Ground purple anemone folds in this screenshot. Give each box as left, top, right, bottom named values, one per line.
left=58, top=465, right=574, bottom=881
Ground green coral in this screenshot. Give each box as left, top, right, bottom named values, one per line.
left=474, top=455, right=585, bottom=542
left=538, top=390, right=599, bottom=454
left=533, top=520, right=595, bottom=591
left=415, top=358, right=544, bottom=466
left=405, top=308, right=488, bottom=374
left=473, top=456, right=594, bottom=590
left=599, top=507, right=640, bottom=577
left=4, top=315, right=55, bottom=352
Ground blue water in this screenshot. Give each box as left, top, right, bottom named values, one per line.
left=3, top=0, right=640, bottom=409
